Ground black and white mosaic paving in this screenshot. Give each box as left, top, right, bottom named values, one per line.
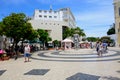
left=24, top=69, right=50, bottom=75
left=117, top=70, right=120, bottom=73
left=0, top=70, right=6, bottom=76
left=31, top=50, right=120, bottom=62
left=66, top=73, right=100, bottom=80
left=99, top=76, right=120, bottom=80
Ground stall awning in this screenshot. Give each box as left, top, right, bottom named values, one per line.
left=62, top=38, right=73, bottom=43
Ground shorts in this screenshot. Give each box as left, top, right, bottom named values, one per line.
left=24, top=53, right=30, bottom=57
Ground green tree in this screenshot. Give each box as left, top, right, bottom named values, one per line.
left=63, top=27, right=86, bottom=39
left=53, top=40, right=59, bottom=47
left=107, top=26, right=115, bottom=35
left=100, top=36, right=111, bottom=43
left=87, top=37, right=99, bottom=42
left=37, top=29, right=52, bottom=49
left=70, top=27, right=86, bottom=37
left=63, top=27, right=71, bottom=39
left=0, top=22, right=4, bottom=35
left=1, top=13, right=37, bottom=48
left=22, top=23, right=38, bottom=41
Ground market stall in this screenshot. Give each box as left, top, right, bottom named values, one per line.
left=62, top=38, right=73, bottom=50
left=0, top=49, right=9, bottom=61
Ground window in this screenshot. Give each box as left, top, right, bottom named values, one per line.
left=54, top=16, right=57, bottom=18
left=49, top=16, right=52, bottom=18
left=54, top=11, right=57, bottom=13
left=39, top=15, right=42, bottom=17
left=49, top=11, right=52, bottom=13
left=39, top=10, right=42, bottom=12
left=44, top=10, right=47, bottom=13
left=44, top=15, right=47, bottom=18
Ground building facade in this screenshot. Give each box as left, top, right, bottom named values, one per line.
left=29, top=8, right=76, bottom=41
left=113, top=0, right=120, bottom=47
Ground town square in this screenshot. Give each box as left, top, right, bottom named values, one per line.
left=0, top=0, right=120, bottom=80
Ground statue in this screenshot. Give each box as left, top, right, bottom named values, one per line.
left=73, top=34, right=80, bottom=49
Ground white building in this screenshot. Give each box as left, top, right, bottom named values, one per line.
left=113, top=0, right=120, bottom=47
left=29, top=8, right=76, bottom=41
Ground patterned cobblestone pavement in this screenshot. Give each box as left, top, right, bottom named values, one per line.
left=0, top=47, right=120, bottom=80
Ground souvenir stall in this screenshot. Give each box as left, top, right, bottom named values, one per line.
left=62, top=38, right=73, bottom=50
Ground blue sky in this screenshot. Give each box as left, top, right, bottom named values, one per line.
left=0, top=0, right=114, bottom=37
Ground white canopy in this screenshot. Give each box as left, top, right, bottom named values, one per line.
left=79, top=41, right=84, bottom=43
left=62, top=38, right=73, bottom=43
left=79, top=41, right=89, bottom=43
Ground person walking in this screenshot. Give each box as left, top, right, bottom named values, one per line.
left=14, top=45, right=19, bottom=60
left=102, top=42, right=108, bottom=53
left=96, top=42, right=100, bottom=53
left=96, top=42, right=103, bottom=57
left=98, top=42, right=103, bottom=57
left=24, top=44, right=30, bottom=62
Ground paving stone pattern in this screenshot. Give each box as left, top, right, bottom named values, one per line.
left=99, top=76, right=120, bottom=80
left=24, top=69, right=50, bottom=75
left=66, top=73, right=100, bottom=80
left=0, top=70, right=6, bottom=76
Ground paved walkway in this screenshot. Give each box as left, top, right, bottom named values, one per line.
left=0, top=47, right=120, bottom=80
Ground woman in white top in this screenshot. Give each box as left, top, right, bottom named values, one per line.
left=24, top=44, right=30, bottom=62
left=98, top=42, right=103, bottom=57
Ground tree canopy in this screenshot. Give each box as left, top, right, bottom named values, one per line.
left=53, top=40, right=59, bottom=47
left=86, top=37, right=99, bottom=42
left=37, top=29, right=52, bottom=48
left=70, top=27, right=86, bottom=37
left=107, top=26, right=115, bottom=35
left=0, top=13, right=37, bottom=47
left=63, top=27, right=86, bottom=39
left=100, top=36, right=112, bottom=43
left=0, top=22, right=4, bottom=35
left=63, top=27, right=71, bottom=39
